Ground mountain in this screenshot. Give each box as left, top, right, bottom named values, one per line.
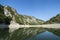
left=0, top=4, right=44, bottom=25
left=45, top=14, right=60, bottom=24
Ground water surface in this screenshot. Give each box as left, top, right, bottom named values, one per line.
left=0, top=27, right=60, bottom=40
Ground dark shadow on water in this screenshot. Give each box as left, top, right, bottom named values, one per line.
left=0, top=28, right=10, bottom=40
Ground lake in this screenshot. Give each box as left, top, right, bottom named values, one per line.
left=0, top=27, right=60, bottom=40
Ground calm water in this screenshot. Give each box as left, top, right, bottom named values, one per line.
left=0, top=27, right=60, bottom=40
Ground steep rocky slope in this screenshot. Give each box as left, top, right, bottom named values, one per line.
left=0, top=4, right=44, bottom=25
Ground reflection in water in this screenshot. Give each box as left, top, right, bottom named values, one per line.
left=0, top=28, right=9, bottom=40
left=9, top=27, right=45, bottom=40
left=47, top=28, right=60, bottom=36
left=0, top=27, right=45, bottom=40
left=28, top=31, right=60, bottom=40
left=0, top=27, right=60, bottom=40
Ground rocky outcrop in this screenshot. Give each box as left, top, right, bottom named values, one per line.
left=3, top=5, right=44, bottom=25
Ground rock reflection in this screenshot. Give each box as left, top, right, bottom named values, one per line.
left=9, top=27, right=45, bottom=40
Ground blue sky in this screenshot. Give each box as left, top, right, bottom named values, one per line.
left=0, top=0, right=60, bottom=21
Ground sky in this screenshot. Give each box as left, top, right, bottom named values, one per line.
left=0, top=0, right=60, bottom=21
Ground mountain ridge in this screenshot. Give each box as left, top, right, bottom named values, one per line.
left=0, top=4, right=44, bottom=25
left=0, top=4, right=60, bottom=25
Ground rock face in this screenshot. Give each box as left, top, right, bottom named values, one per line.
left=4, top=6, right=12, bottom=17
left=0, top=4, right=44, bottom=25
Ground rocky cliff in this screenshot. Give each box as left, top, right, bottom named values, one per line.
left=0, top=4, right=44, bottom=25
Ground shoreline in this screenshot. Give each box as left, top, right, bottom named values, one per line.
left=0, top=24, right=60, bottom=32
left=0, top=24, right=60, bottom=28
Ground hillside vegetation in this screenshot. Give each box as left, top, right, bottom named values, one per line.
left=0, top=4, right=12, bottom=24
left=45, top=14, right=60, bottom=24
left=0, top=4, right=44, bottom=25
left=0, top=4, right=60, bottom=25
